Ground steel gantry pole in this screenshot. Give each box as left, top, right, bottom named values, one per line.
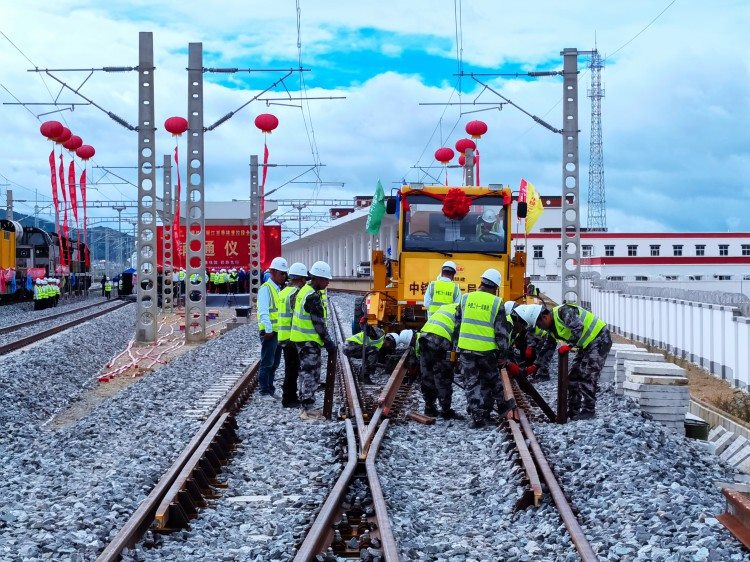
left=249, top=155, right=261, bottom=307
left=161, top=154, right=174, bottom=313
left=185, top=42, right=206, bottom=342
left=136, top=31, right=158, bottom=342
left=561, top=48, right=581, bottom=304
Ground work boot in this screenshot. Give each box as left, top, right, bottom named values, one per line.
left=496, top=398, right=517, bottom=418
left=300, top=409, right=326, bottom=421
left=282, top=398, right=301, bottom=408
left=424, top=402, right=439, bottom=417
left=469, top=417, right=486, bottom=429
left=440, top=408, right=465, bottom=420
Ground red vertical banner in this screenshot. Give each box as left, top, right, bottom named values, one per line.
left=259, top=143, right=269, bottom=269
left=475, top=149, right=480, bottom=186
left=49, top=150, right=61, bottom=237
left=68, top=161, right=78, bottom=225
left=80, top=168, right=89, bottom=267
left=173, top=146, right=182, bottom=266
left=58, top=155, right=70, bottom=266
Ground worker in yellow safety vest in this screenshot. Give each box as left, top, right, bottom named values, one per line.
left=452, top=268, right=516, bottom=428
left=256, top=257, right=289, bottom=397
left=277, top=262, right=308, bottom=408
left=514, top=303, right=611, bottom=421
left=290, top=261, right=336, bottom=420
left=423, top=260, right=461, bottom=318
left=104, top=278, right=112, bottom=300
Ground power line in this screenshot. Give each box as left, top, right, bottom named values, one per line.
left=605, top=0, right=678, bottom=61
left=0, top=82, right=38, bottom=119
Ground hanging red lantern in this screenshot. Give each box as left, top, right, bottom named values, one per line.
left=455, top=138, right=476, bottom=154
left=465, top=120, right=488, bottom=139
left=164, top=116, right=189, bottom=136
left=458, top=154, right=466, bottom=167
left=442, top=187, right=472, bottom=221
left=40, top=121, right=64, bottom=139
left=434, top=147, right=455, bottom=164
left=54, top=127, right=72, bottom=144
left=76, top=145, right=96, bottom=160
left=254, top=113, right=279, bottom=134
left=63, top=135, right=83, bottom=152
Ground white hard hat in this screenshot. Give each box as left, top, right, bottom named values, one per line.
left=36, top=278, right=42, bottom=285
left=504, top=301, right=516, bottom=316
left=481, top=268, right=502, bottom=288
left=514, top=304, right=543, bottom=328
left=41, top=279, right=48, bottom=285
left=399, top=329, right=414, bottom=346
left=288, top=262, right=308, bottom=278
left=220, top=268, right=227, bottom=273
left=309, top=261, right=332, bottom=280
left=481, top=209, right=498, bottom=223
left=441, top=260, right=457, bottom=272
left=385, top=333, right=398, bottom=343
left=269, top=257, right=289, bottom=272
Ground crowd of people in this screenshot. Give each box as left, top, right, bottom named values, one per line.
left=32, top=277, right=62, bottom=310
left=254, top=255, right=611, bottom=425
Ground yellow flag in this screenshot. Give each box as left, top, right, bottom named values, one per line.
left=524, top=180, right=544, bottom=234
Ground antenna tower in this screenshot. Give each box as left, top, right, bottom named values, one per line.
left=587, top=49, right=606, bottom=231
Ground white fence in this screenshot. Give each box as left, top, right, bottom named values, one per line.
left=588, top=283, right=750, bottom=390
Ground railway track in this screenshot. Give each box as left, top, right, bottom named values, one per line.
left=0, top=300, right=131, bottom=356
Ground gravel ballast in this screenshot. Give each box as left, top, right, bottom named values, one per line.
left=0, top=320, right=262, bottom=561
left=0, top=294, right=108, bottom=326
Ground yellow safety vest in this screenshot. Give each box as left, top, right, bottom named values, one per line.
left=346, top=331, right=385, bottom=349
left=290, top=284, right=327, bottom=346
left=457, top=291, right=502, bottom=352
left=552, top=304, right=606, bottom=349
left=210, top=272, right=217, bottom=283
left=421, top=303, right=458, bottom=342
left=257, top=280, right=280, bottom=333
left=276, top=285, right=299, bottom=343
left=178, top=271, right=185, bottom=280
left=427, top=279, right=459, bottom=316
left=104, top=282, right=112, bottom=292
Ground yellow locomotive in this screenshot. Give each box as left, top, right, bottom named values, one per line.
left=366, top=183, right=527, bottom=331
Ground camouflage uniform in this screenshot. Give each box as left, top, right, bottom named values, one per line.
left=418, top=333, right=455, bottom=411
left=527, top=328, right=556, bottom=377
left=553, top=305, right=613, bottom=416
left=343, top=326, right=384, bottom=379
left=295, top=291, right=335, bottom=408
left=453, top=298, right=511, bottom=423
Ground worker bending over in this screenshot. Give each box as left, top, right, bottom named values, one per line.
left=424, top=261, right=461, bottom=319
left=344, top=326, right=397, bottom=384
left=505, top=301, right=556, bottom=381
left=452, top=268, right=515, bottom=428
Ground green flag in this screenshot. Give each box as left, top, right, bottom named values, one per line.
left=365, top=179, right=386, bottom=235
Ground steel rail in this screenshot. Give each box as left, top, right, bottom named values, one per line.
left=96, top=360, right=260, bottom=562
left=517, top=408, right=599, bottom=561
left=0, top=300, right=115, bottom=336
left=292, top=420, right=357, bottom=561
left=365, top=420, right=400, bottom=561
left=0, top=301, right=130, bottom=356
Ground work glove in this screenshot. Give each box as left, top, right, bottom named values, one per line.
left=506, top=362, right=522, bottom=378
left=325, top=342, right=338, bottom=354
left=558, top=344, right=571, bottom=354
left=524, top=347, right=534, bottom=359
left=525, top=365, right=538, bottom=376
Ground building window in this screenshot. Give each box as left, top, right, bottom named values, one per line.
left=719, top=244, right=729, bottom=256
left=627, top=245, right=638, bottom=257
left=717, top=275, right=732, bottom=281
left=664, top=275, right=678, bottom=280
left=695, top=244, right=706, bottom=256
left=742, top=244, right=750, bottom=256
left=533, top=245, right=544, bottom=259
left=635, top=275, right=649, bottom=281
left=689, top=275, right=703, bottom=281
left=582, top=245, right=593, bottom=257
left=673, top=245, right=683, bottom=256
left=650, top=245, right=660, bottom=257
left=517, top=245, right=525, bottom=254
left=607, top=275, right=623, bottom=281
left=604, top=245, right=615, bottom=257
left=557, top=245, right=562, bottom=259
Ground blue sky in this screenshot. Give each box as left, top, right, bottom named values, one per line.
left=1, top=0, right=749, bottom=235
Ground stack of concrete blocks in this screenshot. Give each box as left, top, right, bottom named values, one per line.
left=707, top=426, right=750, bottom=473
left=614, top=348, right=666, bottom=395
left=622, top=360, right=689, bottom=433
left=601, top=343, right=640, bottom=387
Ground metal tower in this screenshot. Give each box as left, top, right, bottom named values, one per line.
left=586, top=49, right=607, bottom=231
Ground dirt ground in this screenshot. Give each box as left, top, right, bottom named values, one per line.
left=612, top=333, right=739, bottom=411
left=47, top=307, right=240, bottom=430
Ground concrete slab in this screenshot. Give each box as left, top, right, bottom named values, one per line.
left=721, top=436, right=749, bottom=462
left=624, top=362, right=686, bottom=377
left=641, top=405, right=690, bottom=415
left=615, top=350, right=665, bottom=362
left=714, top=431, right=740, bottom=455
left=709, top=426, right=728, bottom=442
left=624, top=373, right=688, bottom=386
left=627, top=396, right=691, bottom=407
left=727, top=445, right=750, bottom=468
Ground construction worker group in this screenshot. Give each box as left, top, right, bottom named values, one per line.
left=33, top=277, right=62, bottom=310
left=255, top=256, right=611, bottom=425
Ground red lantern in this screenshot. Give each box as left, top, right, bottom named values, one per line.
left=76, top=145, right=96, bottom=160
left=434, top=147, right=455, bottom=164
left=465, top=120, right=488, bottom=139
left=454, top=138, right=476, bottom=154
left=54, top=127, right=72, bottom=144
left=40, top=121, right=64, bottom=139
left=254, top=113, right=279, bottom=134
left=164, top=116, right=189, bottom=136
left=63, top=135, right=83, bottom=152
left=458, top=154, right=466, bottom=167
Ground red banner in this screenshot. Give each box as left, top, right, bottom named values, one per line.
left=68, top=161, right=78, bottom=225
left=49, top=150, right=61, bottom=237
left=157, top=224, right=281, bottom=271
left=58, top=155, right=69, bottom=267
left=80, top=168, right=90, bottom=267
left=173, top=146, right=182, bottom=265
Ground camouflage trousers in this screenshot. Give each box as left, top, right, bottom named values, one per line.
left=418, top=334, right=454, bottom=410
left=296, top=342, right=322, bottom=407
left=343, top=341, right=379, bottom=378
left=569, top=329, right=613, bottom=415
left=459, top=350, right=503, bottom=422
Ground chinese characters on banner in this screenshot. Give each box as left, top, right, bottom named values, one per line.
left=156, top=225, right=281, bottom=270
